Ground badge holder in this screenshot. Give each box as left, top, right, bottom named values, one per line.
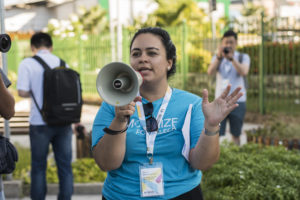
left=139, top=162, right=164, bottom=197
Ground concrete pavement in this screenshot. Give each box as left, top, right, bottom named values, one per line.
left=7, top=195, right=102, bottom=200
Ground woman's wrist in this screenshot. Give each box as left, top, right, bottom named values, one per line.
left=110, top=118, right=128, bottom=130
left=103, top=126, right=128, bottom=135
left=204, top=123, right=220, bottom=136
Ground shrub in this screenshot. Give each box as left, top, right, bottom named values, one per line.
left=47, top=158, right=107, bottom=183
left=202, top=143, right=300, bottom=200
left=12, top=145, right=106, bottom=184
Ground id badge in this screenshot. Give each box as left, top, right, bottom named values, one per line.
left=139, top=162, right=164, bottom=197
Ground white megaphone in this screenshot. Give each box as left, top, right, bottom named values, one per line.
left=96, top=62, right=143, bottom=106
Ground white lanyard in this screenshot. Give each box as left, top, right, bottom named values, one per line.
left=136, top=86, right=172, bottom=164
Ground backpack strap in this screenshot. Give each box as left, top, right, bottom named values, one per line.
left=32, top=55, right=51, bottom=71
left=30, top=55, right=51, bottom=118
left=238, top=52, right=249, bottom=89
left=30, top=90, right=43, bottom=118
left=238, top=52, right=244, bottom=63
left=60, top=59, right=66, bottom=67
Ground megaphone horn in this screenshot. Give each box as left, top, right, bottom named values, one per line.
left=96, top=62, right=143, bottom=107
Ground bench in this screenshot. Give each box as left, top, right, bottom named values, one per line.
left=0, top=112, right=30, bottom=135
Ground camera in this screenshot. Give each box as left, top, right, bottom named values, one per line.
left=0, top=34, right=11, bottom=53
left=0, top=34, right=12, bottom=87
left=223, top=47, right=230, bottom=54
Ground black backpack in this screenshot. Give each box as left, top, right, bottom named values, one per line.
left=31, top=55, right=83, bottom=126
left=0, top=135, right=18, bottom=174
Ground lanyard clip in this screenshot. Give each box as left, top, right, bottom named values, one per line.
left=149, top=157, right=153, bottom=165
left=147, top=153, right=153, bottom=165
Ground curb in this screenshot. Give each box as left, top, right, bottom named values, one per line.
left=3, top=180, right=23, bottom=199
left=4, top=181, right=103, bottom=198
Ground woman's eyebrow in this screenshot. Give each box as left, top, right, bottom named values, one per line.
left=146, top=47, right=159, bottom=51
left=131, top=48, right=141, bottom=52
left=131, top=47, right=160, bottom=52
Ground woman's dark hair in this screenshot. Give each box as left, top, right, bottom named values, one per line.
left=130, top=27, right=177, bottom=79
left=30, top=32, right=53, bottom=49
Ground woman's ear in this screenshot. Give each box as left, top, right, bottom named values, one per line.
left=167, top=59, right=173, bottom=70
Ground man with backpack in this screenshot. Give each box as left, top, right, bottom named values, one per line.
left=17, top=32, right=82, bottom=200
left=207, top=30, right=251, bottom=146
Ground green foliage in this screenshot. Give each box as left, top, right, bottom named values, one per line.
left=46, top=158, right=107, bottom=183
left=241, top=2, right=266, bottom=17
left=12, top=144, right=31, bottom=184
left=72, top=158, right=107, bottom=183
left=245, top=114, right=300, bottom=140
left=46, top=5, right=108, bottom=37
left=128, top=0, right=211, bottom=37
left=238, top=42, right=300, bottom=75
left=12, top=145, right=107, bottom=184
left=202, top=143, right=300, bottom=200
left=188, top=45, right=212, bottom=72
left=77, top=5, right=109, bottom=34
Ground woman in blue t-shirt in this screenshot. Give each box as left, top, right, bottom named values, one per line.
left=92, top=27, right=242, bottom=200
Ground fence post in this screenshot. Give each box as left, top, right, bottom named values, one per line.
left=259, top=12, right=266, bottom=114
left=181, top=21, right=188, bottom=90
left=78, top=34, right=85, bottom=93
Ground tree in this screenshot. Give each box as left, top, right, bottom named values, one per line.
left=128, top=0, right=211, bottom=36
left=46, top=5, right=109, bottom=37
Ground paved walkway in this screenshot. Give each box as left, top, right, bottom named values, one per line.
left=7, top=195, right=102, bottom=200
left=220, top=122, right=261, bottom=145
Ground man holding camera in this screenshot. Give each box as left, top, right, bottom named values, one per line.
left=207, top=30, right=250, bottom=145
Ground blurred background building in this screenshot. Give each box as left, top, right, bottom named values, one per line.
left=4, top=0, right=300, bottom=33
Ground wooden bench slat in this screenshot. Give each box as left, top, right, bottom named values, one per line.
left=1, top=112, right=30, bottom=135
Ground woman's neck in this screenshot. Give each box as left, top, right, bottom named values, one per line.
left=140, top=81, right=168, bottom=102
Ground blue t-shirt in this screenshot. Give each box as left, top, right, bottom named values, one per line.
left=92, top=88, right=205, bottom=200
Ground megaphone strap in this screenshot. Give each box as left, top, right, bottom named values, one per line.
left=103, top=126, right=128, bottom=135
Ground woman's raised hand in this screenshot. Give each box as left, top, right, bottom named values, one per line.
left=202, top=85, right=243, bottom=128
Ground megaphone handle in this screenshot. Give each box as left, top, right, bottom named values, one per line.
left=126, top=115, right=130, bottom=125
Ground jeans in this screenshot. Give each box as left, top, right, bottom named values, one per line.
left=219, top=102, right=246, bottom=137
left=29, top=125, right=73, bottom=200
left=0, top=191, right=4, bottom=200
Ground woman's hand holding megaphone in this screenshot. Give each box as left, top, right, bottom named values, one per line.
left=114, top=96, right=142, bottom=124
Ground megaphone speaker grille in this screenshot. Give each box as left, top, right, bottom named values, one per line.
left=96, top=62, right=142, bottom=106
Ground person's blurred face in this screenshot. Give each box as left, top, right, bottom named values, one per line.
left=130, top=33, right=172, bottom=85
left=221, top=36, right=237, bottom=53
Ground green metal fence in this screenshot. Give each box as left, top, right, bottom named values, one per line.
left=6, top=15, right=300, bottom=115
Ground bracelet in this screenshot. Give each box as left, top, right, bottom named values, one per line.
left=204, top=124, right=220, bottom=136
left=103, top=127, right=128, bottom=135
